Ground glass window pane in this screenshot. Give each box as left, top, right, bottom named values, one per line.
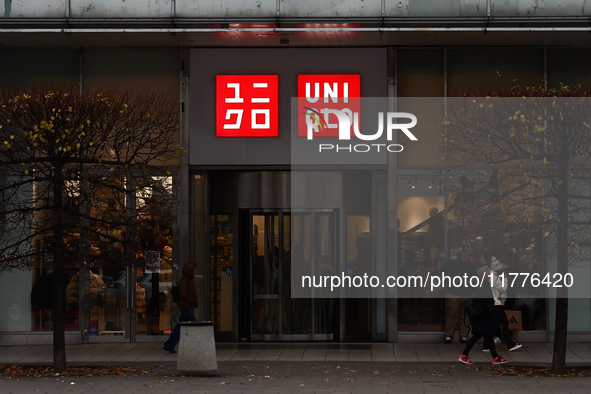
left=210, top=214, right=233, bottom=332
left=398, top=170, right=445, bottom=332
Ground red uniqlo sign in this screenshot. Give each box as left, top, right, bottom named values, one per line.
left=216, top=75, right=279, bottom=137
left=297, top=74, right=360, bottom=137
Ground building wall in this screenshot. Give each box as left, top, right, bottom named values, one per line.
left=188, top=48, right=387, bottom=166
left=3, top=1, right=591, bottom=19
left=2, top=46, right=591, bottom=339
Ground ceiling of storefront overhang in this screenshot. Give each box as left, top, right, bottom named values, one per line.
left=2, top=29, right=591, bottom=48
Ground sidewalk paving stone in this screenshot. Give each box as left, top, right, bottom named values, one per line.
left=1, top=340, right=591, bottom=394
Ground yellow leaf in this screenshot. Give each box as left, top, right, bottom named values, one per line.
left=544, top=232, right=549, bottom=237
left=512, top=248, right=516, bottom=253
left=549, top=214, right=553, bottom=219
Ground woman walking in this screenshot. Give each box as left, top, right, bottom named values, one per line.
left=459, top=266, right=508, bottom=365
left=162, top=261, right=199, bottom=353
left=488, top=256, right=523, bottom=352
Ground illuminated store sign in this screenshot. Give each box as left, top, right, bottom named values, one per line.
left=215, top=74, right=361, bottom=138
left=297, top=74, right=361, bottom=137
left=216, top=75, right=279, bottom=137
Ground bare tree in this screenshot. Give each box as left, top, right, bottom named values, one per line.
left=0, top=87, right=179, bottom=371
left=444, top=85, right=591, bottom=373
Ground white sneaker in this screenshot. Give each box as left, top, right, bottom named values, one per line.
left=509, top=343, right=523, bottom=352
left=494, top=337, right=502, bottom=344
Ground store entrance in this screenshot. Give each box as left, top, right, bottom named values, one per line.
left=250, top=211, right=335, bottom=341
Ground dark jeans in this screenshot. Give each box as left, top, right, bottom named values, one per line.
left=163, top=307, right=197, bottom=351
left=462, top=334, right=499, bottom=359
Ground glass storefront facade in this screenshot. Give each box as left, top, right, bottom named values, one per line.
left=0, top=48, right=180, bottom=342
left=2, top=46, right=591, bottom=343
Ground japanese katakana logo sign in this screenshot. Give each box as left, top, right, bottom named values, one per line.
left=216, top=75, right=279, bottom=137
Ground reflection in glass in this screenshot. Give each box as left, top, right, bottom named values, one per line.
left=284, top=214, right=312, bottom=335
left=252, top=214, right=279, bottom=335
left=397, top=170, right=445, bottom=331
left=210, top=214, right=233, bottom=332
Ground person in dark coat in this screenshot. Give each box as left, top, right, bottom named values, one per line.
left=458, top=266, right=508, bottom=365
left=162, top=262, right=199, bottom=353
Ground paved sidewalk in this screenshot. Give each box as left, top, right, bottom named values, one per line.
left=1, top=360, right=591, bottom=394
left=1, top=342, right=591, bottom=365
left=2, top=343, right=591, bottom=393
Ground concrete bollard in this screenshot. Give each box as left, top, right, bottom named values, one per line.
left=177, top=321, right=217, bottom=376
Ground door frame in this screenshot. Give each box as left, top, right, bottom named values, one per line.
left=249, top=209, right=336, bottom=341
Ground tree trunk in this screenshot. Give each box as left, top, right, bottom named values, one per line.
left=52, top=260, right=67, bottom=372
left=52, top=166, right=67, bottom=373
left=552, top=297, right=568, bottom=373
left=551, top=161, right=569, bottom=374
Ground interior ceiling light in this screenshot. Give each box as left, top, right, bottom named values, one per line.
left=258, top=32, right=279, bottom=37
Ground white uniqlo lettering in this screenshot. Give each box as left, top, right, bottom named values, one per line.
left=225, top=83, right=244, bottom=103
left=250, top=82, right=271, bottom=129
left=251, top=109, right=270, bottom=129
left=324, top=82, right=338, bottom=103
left=223, top=109, right=243, bottom=129
left=251, top=83, right=270, bottom=103
left=305, top=83, right=320, bottom=103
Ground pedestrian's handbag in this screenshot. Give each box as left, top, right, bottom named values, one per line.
left=171, top=281, right=180, bottom=304
left=462, top=298, right=484, bottom=321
